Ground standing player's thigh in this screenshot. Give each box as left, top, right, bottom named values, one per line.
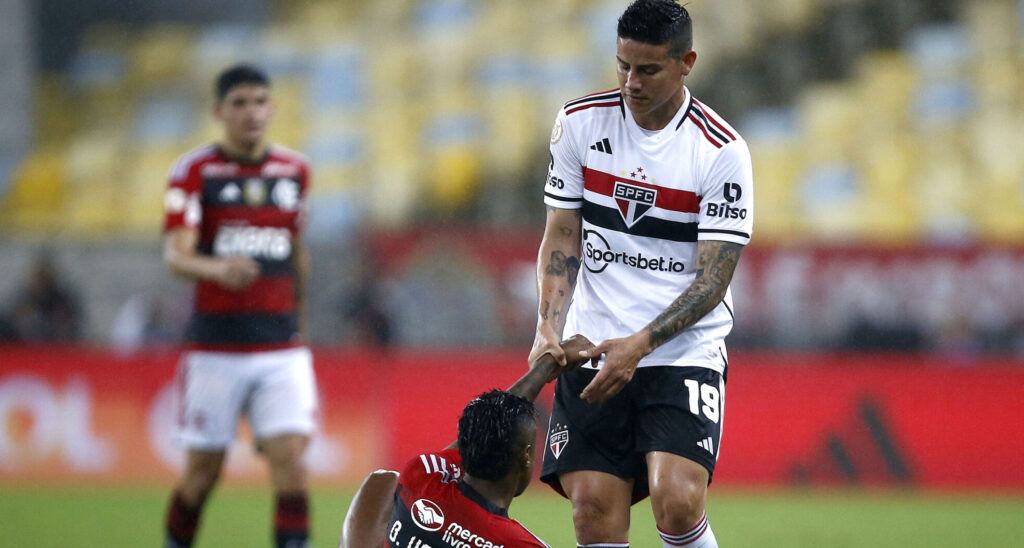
left=248, top=347, right=317, bottom=441
left=541, top=367, right=642, bottom=490
left=176, top=351, right=251, bottom=449
left=634, top=366, right=725, bottom=478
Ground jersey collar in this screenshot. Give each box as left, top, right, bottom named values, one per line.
left=623, top=86, right=693, bottom=141
left=457, top=479, right=510, bottom=518
left=216, top=144, right=270, bottom=166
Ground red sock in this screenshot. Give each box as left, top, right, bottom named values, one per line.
left=274, top=492, right=310, bottom=547
left=165, top=490, right=203, bottom=547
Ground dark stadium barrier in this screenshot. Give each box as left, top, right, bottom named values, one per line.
left=1, top=346, right=1022, bottom=490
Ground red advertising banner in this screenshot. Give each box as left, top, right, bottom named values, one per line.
left=1, top=346, right=1022, bottom=490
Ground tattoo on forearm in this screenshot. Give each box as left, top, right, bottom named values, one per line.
left=646, top=242, right=743, bottom=349
left=541, top=300, right=550, bottom=320
left=544, top=251, right=580, bottom=285
left=546, top=251, right=567, bottom=276
left=566, top=256, right=580, bottom=286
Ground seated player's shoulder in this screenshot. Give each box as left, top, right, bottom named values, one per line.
left=400, top=448, right=462, bottom=484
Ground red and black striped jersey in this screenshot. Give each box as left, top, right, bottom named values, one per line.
left=164, top=144, right=310, bottom=351
left=544, top=86, right=753, bottom=375
left=386, top=448, right=549, bottom=548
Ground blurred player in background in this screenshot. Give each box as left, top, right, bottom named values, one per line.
left=529, top=1, right=754, bottom=546
left=161, top=64, right=316, bottom=548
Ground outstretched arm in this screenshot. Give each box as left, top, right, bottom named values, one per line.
left=579, top=240, right=744, bottom=402
left=447, top=334, right=593, bottom=450
left=528, top=206, right=583, bottom=368
left=510, top=334, right=594, bottom=402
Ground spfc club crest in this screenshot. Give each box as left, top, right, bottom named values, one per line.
left=549, top=426, right=569, bottom=459
left=613, top=181, right=657, bottom=227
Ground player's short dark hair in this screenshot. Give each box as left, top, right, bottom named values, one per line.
left=617, top=0, right=693, bottom=58
left=457, top=390, right=536, bottom=481
left=215, top=64, right=270, bottom=101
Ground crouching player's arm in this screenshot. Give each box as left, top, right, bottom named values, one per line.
left=446, top=333, right=593, bottom=451
left=339, top=470, right=399, bottom=548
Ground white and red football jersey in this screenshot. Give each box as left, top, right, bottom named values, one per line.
left=544, top=86, right=753, bottom=374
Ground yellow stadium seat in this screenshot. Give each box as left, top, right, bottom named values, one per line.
left=131, top=25, right=194, bottom=87
left=1, top=150, right=67, bottom=231
left=797, top=84, right=863, bottom=163
left=854, top=51, right=917, bottom=131
left=748, top=141, right=802, bottom=242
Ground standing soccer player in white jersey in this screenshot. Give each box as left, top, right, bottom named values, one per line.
left=528, top=1, right=753, bottom=547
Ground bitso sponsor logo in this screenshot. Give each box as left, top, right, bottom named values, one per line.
left=583, top=229, right=685, bottom=274
left=411, top=499, right=445, bottom=531
left=613, top=181, right=657, bottom=227
left=723, top=182, right=742, bottom=202
left=705, top=202, right=747, bottom=219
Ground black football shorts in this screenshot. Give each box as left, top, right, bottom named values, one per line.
left=540, top=365, right=725, bottom=501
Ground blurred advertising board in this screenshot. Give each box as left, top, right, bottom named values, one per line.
left=1, top=347, right=1022, bottom=489
left=369, top=231, right=1024, bottom=350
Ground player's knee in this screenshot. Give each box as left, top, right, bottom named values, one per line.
left=267, top=451, right=308, bottom=491
left=181, top=466, right=221, bottom=502
left=570, top=493, right=625, bottom=540
left=651, top=480, right=705, bottom=531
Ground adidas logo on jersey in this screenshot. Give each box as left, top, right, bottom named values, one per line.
left=219, top=182, right=241, bottom=202
left=589, top=138, right=613, bottom=154
left=697, top=436, right=714, bottom=454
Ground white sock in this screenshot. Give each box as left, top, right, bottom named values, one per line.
left=658, top=513, right=718, bottom=547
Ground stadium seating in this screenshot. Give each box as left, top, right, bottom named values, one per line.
left=1, top=0, right=1021, bottom=245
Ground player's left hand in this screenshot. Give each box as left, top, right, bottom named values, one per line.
left=578, top=332, right=650, bottom=403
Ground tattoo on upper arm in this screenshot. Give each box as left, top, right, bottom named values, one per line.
left=646, top=241, right=743, bottom=349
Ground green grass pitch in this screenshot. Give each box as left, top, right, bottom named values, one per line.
left=2, top=484, right=1022, bottom=546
